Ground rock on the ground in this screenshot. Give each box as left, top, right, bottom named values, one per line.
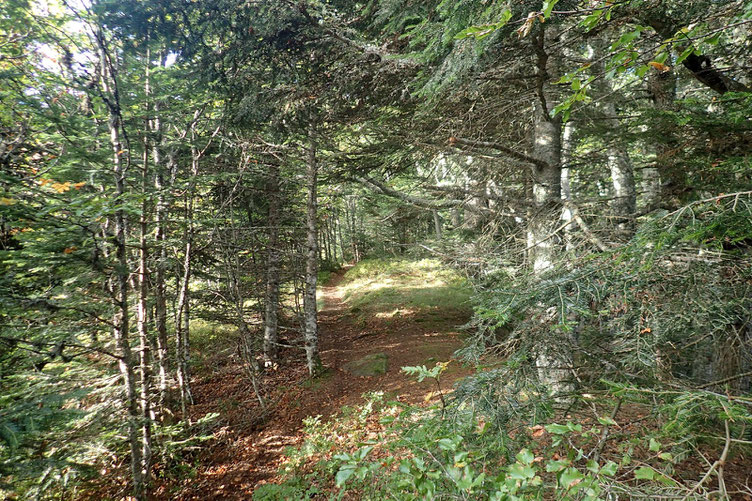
left=342, top=353, right=388, bottom=377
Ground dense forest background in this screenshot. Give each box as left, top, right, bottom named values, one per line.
left=1, top=0, right=751, bottom=499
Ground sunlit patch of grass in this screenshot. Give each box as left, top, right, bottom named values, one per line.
left=191, top=320, right=238, bottom=368
left=340, top=259, right=472, bottom=323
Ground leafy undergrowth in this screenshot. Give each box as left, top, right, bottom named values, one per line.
left=255, top=378, right=752, bottom=500
left=148, top=259, right=475, bottom=499
left=340, top=258, right=472, bottom=326
left=258, top=216, right=752, bottom=501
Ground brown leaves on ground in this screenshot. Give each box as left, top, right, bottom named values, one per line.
left=159, top=267, right=472, bottom=500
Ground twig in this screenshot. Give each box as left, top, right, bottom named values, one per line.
left=592, top=398, right=622, bottom=463
left=450, top=136, right=551, bottom=171
left=565, top=201, right=612, bottom=252
left=696, top=370, right=752, bottom=389
left=418, top=243, right=449, bottom=257
left=680, top=420, right=732, bottom=501
left=664, top=191, right=752, bottom=219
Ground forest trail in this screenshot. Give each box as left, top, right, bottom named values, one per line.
left=166, top=267, right=471, bottom=500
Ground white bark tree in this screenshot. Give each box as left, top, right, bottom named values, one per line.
left=303, top=128, right=322, bottom=375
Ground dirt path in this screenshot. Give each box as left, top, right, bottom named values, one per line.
left=165, top=268, right=470, bottom=500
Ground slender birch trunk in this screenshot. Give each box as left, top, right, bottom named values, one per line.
left=152, top=78, right=169, bottom=419
left=590, top=40, right=637, bottom=238
left=263, top=162, right=281, bottom=364
left=95, top=33, right=147, bottom=500
left=136, top=51, right=153, bottom=485
left=605, top=113, right=636, bottom=237
left=560, top=122, right=575, bottom=252
left=175, top=200, right=193, bottom=420
left=336, top=209, right=346, bottom=261
left=304, top=128, right=322, bottom=375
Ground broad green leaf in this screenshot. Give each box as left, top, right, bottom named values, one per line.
left=597, top=415, right=617, bottom=426
left=676, top=46, right=697, bottom=65
left=634, top=466, right=656, bottom=480
left=516, top=448, right=534, bottom=465
left=454, top=10, right=512, bottom=40
left=545, top=459, right=569, bottom=472
left=543, top=0, right=559, bottom=18
left=658, top=452, right=674, bottom=461
left=507, top=463, right=536, bottom=480
left=335, top=466, right=356, bottom=486
left=601, top=461, right=618, bottom=476
left=559, top=467, right=584, bottom=489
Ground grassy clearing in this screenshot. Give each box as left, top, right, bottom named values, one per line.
left=340, top=258, right=472, bottom=322
left=190, top=319, right=238, bottom=368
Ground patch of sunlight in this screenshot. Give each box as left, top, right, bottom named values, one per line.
left=336, top=258, right=473, bottom=317
left=341, top=276, right=453, bottom=300
left=374, top=308, right=418, bottom=318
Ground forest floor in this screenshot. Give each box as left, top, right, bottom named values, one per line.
left=163, top=263, right=473, bottom=500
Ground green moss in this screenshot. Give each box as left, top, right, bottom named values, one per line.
left=302, top=367, right=334, bottom=389
left=342, top=353, right=389, bottom=377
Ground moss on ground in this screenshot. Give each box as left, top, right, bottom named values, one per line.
left=342, top=353, right=389, bottom=377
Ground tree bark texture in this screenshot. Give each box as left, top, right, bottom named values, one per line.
left=263, top=163, right=282, bottom=364
left=304, top=129, right=322, bottom=375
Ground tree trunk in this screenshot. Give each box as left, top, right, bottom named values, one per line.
left=451, top=208, right=461, bottom=229
left=330, top=218, right=337, bottom=262
left=591, top=40, right=636, bottom=238
left=303, top=128, right=322, bottom=376
left=136, top=71, right=153, bottom=486
left=432, top=210, right=442, bottom=239
left=175, top=141, right=202, bottom=419
left=560, top=122, right=575, bottom=252
left=604, top=101, right=636, bottom=237
left=95, top=33, right=148, bottom=500
left=153, top=150, right=169, bottom=418
left=642, top=69, right=676, bottom=211
left=263, top=163, right=281, bottom=364
left=337, top=209, right=346, bottom=262
left=526, top=114, right=562, bottom=274
left=153, top=96, right=169, bottom=420
left=527, top=27, right=571, bottom=400
left=175, top=209, right=193, bottom=419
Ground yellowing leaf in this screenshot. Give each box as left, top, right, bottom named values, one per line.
left=73, top=181, right=86, bottom=190
left=63, top=246, right=77, bottom=254
left=477, top=417, right=488, bottom=434
left=0, top=197, right=15, bottom=206
left=648, top=61, right=671, bottom=73
left=516, top=12, right=538, bottom=38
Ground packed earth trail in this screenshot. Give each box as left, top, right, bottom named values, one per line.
left=164, top=266, right=471, bottom=500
